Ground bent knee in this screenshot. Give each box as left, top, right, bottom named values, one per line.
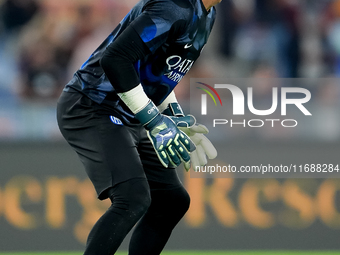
left=151, top=185, right=191, bottom=217
left=109, top=178, right=151, bottom=216
left=131, top=190, right=151, bottom=215
left=173, top=186, right=190, bottom=215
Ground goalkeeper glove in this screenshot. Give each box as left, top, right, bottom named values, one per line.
left=162, top=103, right=217, bottom=171
left=180, top=123, right=217, bottom=171
left=135, top=101, right=196, bottom=168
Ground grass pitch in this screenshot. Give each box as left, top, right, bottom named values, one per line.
left=1, top=251, right=340, bottom=255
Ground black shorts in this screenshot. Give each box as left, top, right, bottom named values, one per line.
left=56, top=90, right=183, bottom=200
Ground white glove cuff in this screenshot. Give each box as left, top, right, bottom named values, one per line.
left=117, top=84, right=149, bottom=114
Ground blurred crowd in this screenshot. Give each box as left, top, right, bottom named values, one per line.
left=0, top=0, right=340, bottom=140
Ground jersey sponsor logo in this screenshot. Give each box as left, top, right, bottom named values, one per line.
left=110, top=116, right=123, bottom=126
left=184, top=43, right=192, bottom=49
left=165, top=55, right=195, bottom=83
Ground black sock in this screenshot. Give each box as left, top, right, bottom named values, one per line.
left=129, top=183, right=190, bottom=255
left=84, top=178, right=150, bottom=255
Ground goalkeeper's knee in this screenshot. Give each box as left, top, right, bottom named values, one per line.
left=108, top=178, right=151, bottom=220
left=149, top=184, right=190, bottom=227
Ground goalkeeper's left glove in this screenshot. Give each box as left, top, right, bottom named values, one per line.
left=135, top=101, right=195, bottom=168
left=162, top=103, right=217, bottom=171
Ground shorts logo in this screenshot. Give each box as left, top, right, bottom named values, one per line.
left=110, top=116, right=123, bottom=126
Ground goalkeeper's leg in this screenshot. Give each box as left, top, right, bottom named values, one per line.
left=128, top=180, right=190, bottom=255
left=84, top=178, right=151, bottom=255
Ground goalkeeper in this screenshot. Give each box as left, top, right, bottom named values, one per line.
left=57, top=0, right=219, bottom=254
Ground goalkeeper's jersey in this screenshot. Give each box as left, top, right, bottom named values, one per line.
left=64, top=0, right=216, bottom=123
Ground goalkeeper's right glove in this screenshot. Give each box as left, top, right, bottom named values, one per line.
left=135, top=100, right=196, bottom=168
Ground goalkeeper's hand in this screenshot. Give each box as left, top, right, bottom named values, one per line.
left=179, top=123, right=217, bottom=171
left=163, top=103, right=217, bottom=171
left=135, top=101, right=196, bottom=168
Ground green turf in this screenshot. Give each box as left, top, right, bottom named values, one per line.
left=1, top=252, right=340, bottom=255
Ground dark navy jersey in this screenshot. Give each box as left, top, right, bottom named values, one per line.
left=65, top=0, right=216, bottom=122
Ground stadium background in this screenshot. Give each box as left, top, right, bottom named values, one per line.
left=1, top=0, right=340, bottom=253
